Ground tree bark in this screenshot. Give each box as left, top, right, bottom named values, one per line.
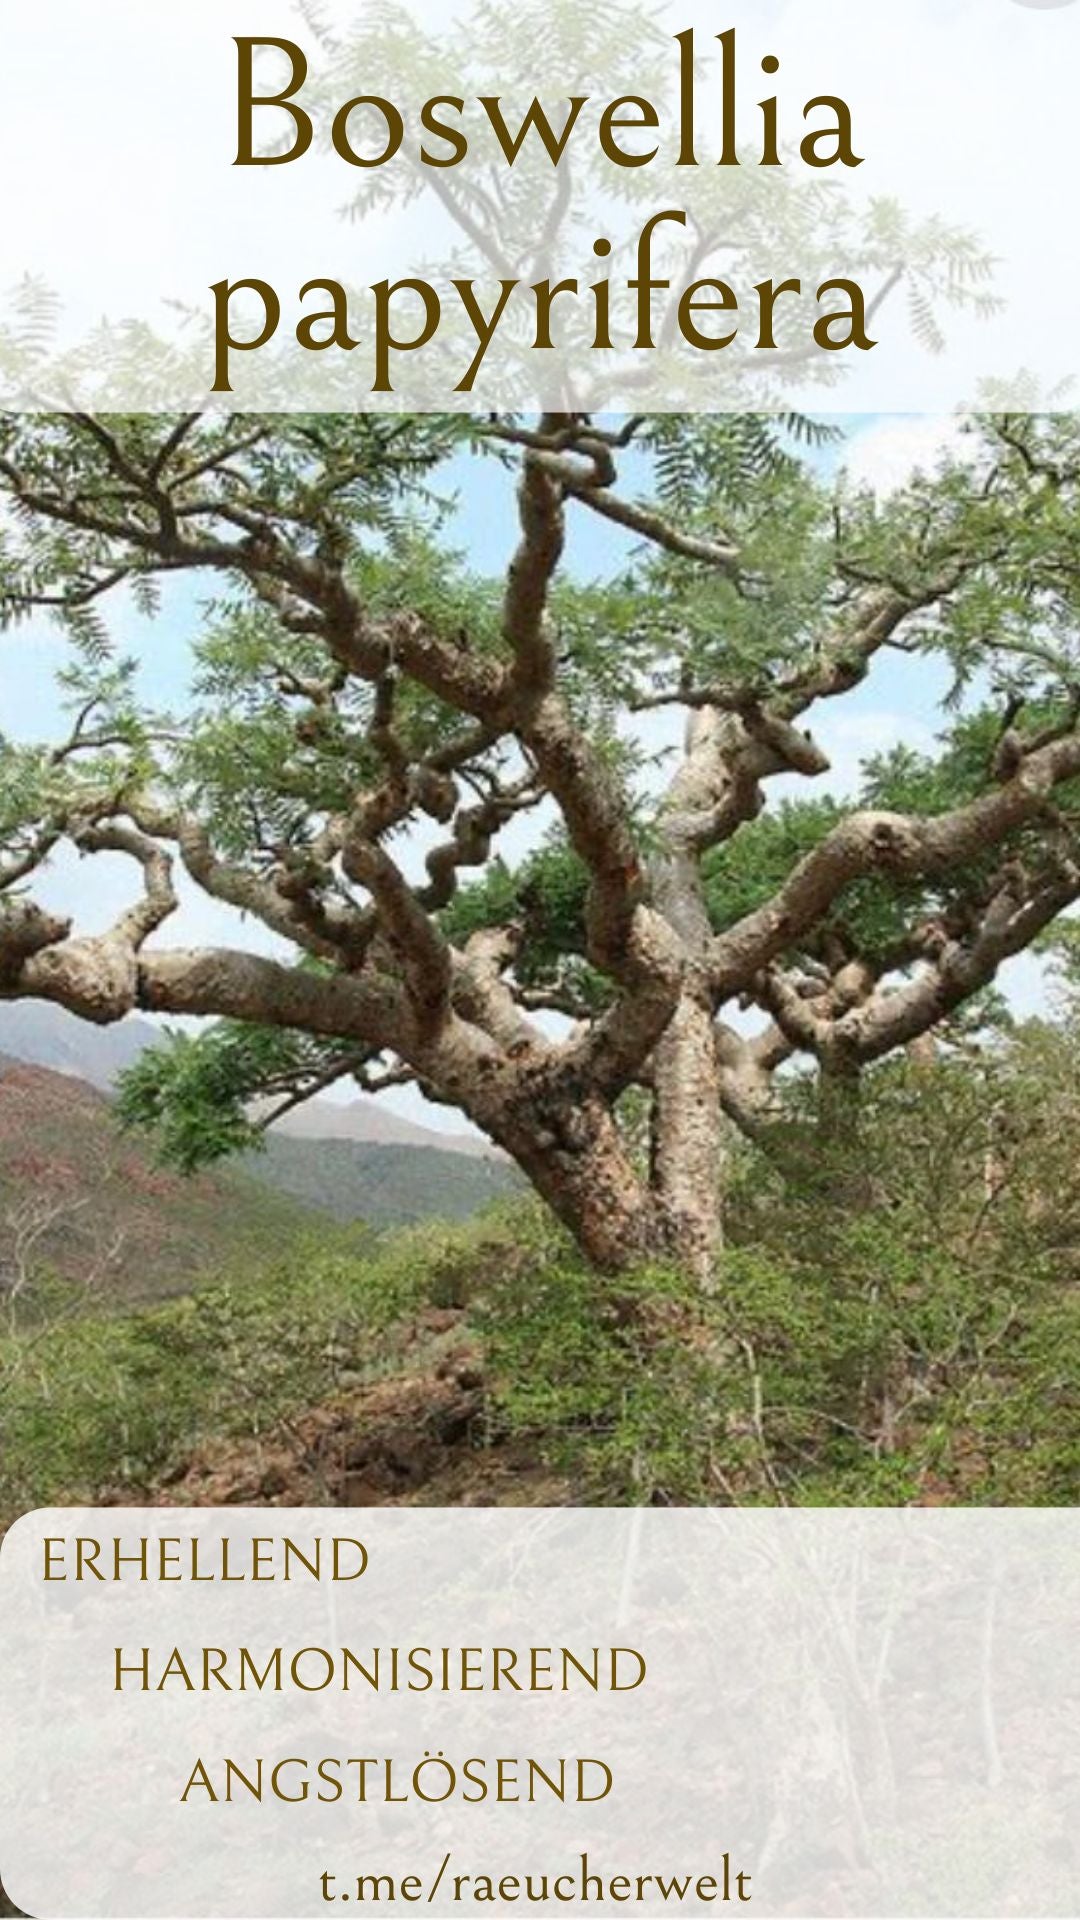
left=6, top=420, right=1080, bottom=1281
left=484, top=1085, right=663, bottom=1273
left=646, top=709, right=738, bottom=1285
left=650, top=989, right=725, bottom=1284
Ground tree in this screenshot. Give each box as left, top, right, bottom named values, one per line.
left=0, top=1187, right=126, bottom=1336
left=1, top=409, right=1079, bottom=1277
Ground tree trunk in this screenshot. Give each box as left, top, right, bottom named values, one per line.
left=483, top=1084, right=664, bottom=1272
left=650, top=987, right=725, bottom=1284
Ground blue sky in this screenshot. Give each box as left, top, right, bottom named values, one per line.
left=2, top=413, right=955, bottom=751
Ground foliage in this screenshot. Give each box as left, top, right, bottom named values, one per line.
left=3, top=1011, right=1079, bottom=1520
left=442, top=695, right=1078, bottom=1000
left=482, top=1026, right=1080, bottom=1505
left=116, top=1021, right=365, bottom=1172
left=0, top=1216, right=490, bottom=1523
left=3, top=409, right=1080, bottom=1272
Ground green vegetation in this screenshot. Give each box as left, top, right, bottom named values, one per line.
left=0, top=1059, right=335, bottom=1311
left=240, top=1135, right=518, bottom=1227
left=3, top=1008, right=1077, bottom=1523
left=0, top=1055, right=517, bottom=1319
left=0, top=1223, right=449, bottom=1520
left=0, top=410, right=1078, bottom=1526
left=5, top=412, right=1080, bottom=1274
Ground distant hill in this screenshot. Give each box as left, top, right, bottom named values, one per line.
left=0, top=1053, right=518, bottom=1308
left=266, top=1096, right=498, bottom=1159
left=0, top=1000, right=500, bottom=1157
left=0, top=1056, right=325, bottom=1308
left=0, top=1000, right=151, bottom=1089
left=242, top=1134, right=517, bottom=1229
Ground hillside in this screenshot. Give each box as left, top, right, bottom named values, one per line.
left=1, top=1026, right=1079, bottom=1561
left=267, top=1096, right=497, bottom=1159
left=0, top=1001, right=150, bottom=1089
left=241, top=1134, right=518, bottom=1228
left=0, top=1056, right=517, bottom=1312
left=0, top=1057, right=332, bottom=1309
left=0, top=1001, right=499, bottom=1157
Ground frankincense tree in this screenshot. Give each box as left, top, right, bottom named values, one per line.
left=1, top=409, right=1079, bottom=1276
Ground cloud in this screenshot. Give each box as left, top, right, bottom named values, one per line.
left=841, top=416, right=971, bottom=497
left=811, top=706, right=934, bottom=796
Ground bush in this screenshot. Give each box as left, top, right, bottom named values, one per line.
left=0, top=1215, right=511, bottom=1522
left=2, top=1024, right=1078, bottom=1514
left=478, top=1038, right=1080, bottom=1505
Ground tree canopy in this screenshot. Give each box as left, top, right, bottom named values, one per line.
left=1, top=409, right=1079, bottom=1273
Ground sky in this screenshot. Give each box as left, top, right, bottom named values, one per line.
left=3, top=0, right=1078, bottom=416
left=0, top=412, right=1055, bottom=1127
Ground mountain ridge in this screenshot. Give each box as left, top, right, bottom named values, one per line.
left=0, top=1050, right=517, bottom=1307
left=0, top=1001, right=498, bottom=1158
left=0, top=1053, right=328, bottom=1306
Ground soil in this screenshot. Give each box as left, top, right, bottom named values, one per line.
left=120, top=1306, right=570, bottom=1509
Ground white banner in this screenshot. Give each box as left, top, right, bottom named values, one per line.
left=1, top=1507, right=1078, bottom=1916
left=0, top=0, right=1078, bottom=410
